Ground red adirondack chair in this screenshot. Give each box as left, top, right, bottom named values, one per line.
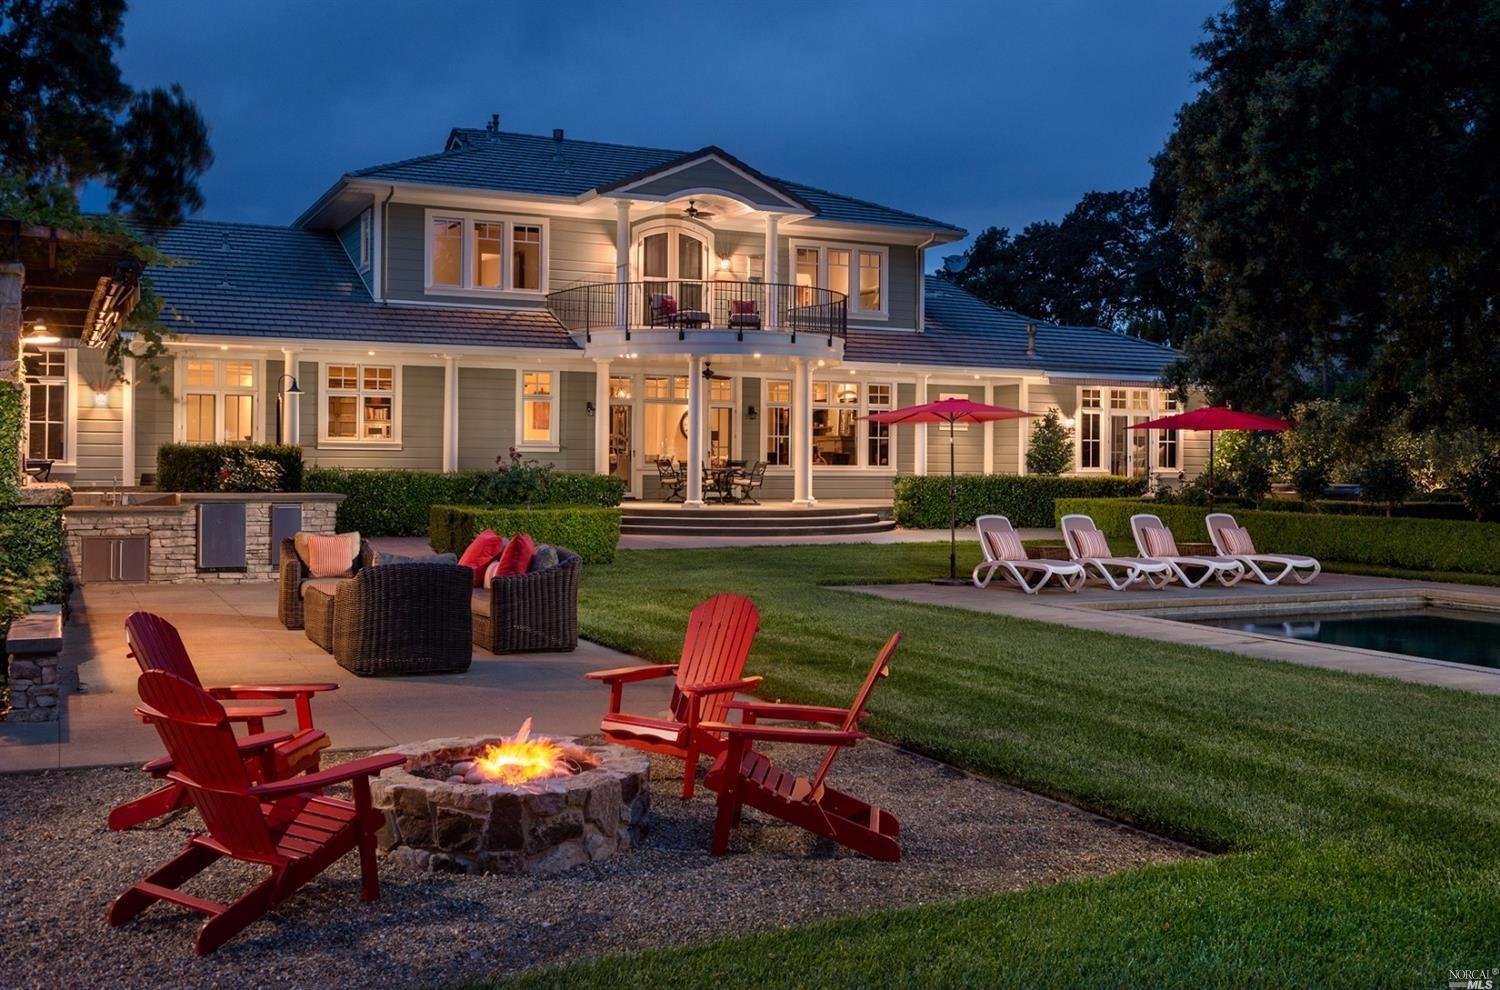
left=702, top=632, right=902, bottom=861
left=107, top=610, right=338, bottom=831
left=108, top=670, right=402, bottom=955
left=585, top=592, right=760, bottom=798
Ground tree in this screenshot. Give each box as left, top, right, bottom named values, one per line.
left=942, top=187, right=1203, bottom=346
left=1153, top=0, right=1500, bottom=434
left=1024, top=409, right=1073, bottom=476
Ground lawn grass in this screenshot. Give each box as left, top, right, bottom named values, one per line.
left=491, top=542, right=1500, bottom=989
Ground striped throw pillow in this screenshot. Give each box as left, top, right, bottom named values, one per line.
left=984, top=528, right=1027, bottom=562
left=1220, top=526, right=1257, bottom=555
left=1141, top=527, right=1179, bottom=557
left=304, top=533, right=359, bottom=578
left=1074, top=529, right=1111, bottom=558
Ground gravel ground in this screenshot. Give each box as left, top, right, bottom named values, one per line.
left=1, top=741, right=1193, bottom=989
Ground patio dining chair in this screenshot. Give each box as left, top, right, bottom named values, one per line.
left=655, top=458, right=686, bottom=502
left=730, top=461, right=767, bottom=505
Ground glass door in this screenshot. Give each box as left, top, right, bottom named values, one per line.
left=677, top=231, right=705, bottom=312
left=638, top=228, right=707, bottom=318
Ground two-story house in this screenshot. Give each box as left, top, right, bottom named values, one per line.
left=22, top=120, right=1203, bottom=501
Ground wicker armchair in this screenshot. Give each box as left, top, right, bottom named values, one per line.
left=472, top=549, right=581, bottom=654
left=331, top=562, right=474, bottom=676
left=278, top=538, right=369, bottom=630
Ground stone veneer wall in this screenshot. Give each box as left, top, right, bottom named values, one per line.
left=63, top=494, right=341, bottom=585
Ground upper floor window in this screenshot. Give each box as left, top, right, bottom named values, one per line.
left=357, top=209, right=372, bottom=272
left=426, top=210, right=548, bottom=294
left=23, top=350, right=68, bottom=462
left=790, top=241, right=887, bottom=318
left=323, top=363, right=397, bottom=444
left=182, top=358, right=259, bottom=445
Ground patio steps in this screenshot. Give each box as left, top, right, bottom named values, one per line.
left=620, top=505, right=896, bottom=538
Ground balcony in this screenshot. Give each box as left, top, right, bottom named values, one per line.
left=546, top=279, right=847, bottom=347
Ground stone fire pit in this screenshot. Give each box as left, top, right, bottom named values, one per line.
left=370, top=735, right=650, bottom=875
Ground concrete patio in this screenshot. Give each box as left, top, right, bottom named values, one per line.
left=0, top=581, right=672, bottom=774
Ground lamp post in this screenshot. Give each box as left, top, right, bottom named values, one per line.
left=274, top=374, right=303, bottom=445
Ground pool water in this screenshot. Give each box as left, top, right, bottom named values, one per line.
left=1191, top=607, right=1500, bottom=669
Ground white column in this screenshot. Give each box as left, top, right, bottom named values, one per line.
left=441, top=355, right=459, bottom=472
left=982, top=381, right=994, bottom=475
left=764, top=213, right=780, bottom=331
left=121, top=354, right=136, bottom=486
left=914, top=373, right=930, bottom=476
left=791, top=357, right=815, bottom=505
left=615, top=199, right=631, bottom=330
left=684, top=355, right=705, bottom=507
left=280, top=348, right=301, bottom=445
left=593, top=360, right=611, bottom=476
left=1017, top=378, right=1030, bottom=474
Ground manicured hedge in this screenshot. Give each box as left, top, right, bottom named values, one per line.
left=156, top=443, right=304, bottom=492
left=304, top=467, right=625, bottom=536
left=893, top=474, right=1148, bottom=529
left=1, top=505, right=66, bottom=662
left=1055, top=498, right=1500, bottom=575
left=428, top=505, right=622, bottom=564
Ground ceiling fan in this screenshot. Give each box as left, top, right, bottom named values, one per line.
left=702, top=362, right=731, bottom=381
left=680, top=199, right=716, bottom=220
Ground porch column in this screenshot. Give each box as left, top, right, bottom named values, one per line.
left=121, top=355, right=136, bottom=486
left=791, top=357, right=815, bottom=506
left=684, top=355, right=705, bottom=507
left=982, top=381, right=995, bottom=475
left=441, top=355, right=459, bottom=472
left=764, top=213, right=780, bottom=331
left=279, top=347, right=301, bottom=445
left=1016, top=378, right=1030, bottom=474
left=593, top=359, right=610, bottom=475
left=914, top=373, right=930, bottom=476
left=615, top=200, right=631, bottom=331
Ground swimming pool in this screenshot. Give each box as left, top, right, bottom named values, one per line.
left=1190, top=606, right=1500, bottom=669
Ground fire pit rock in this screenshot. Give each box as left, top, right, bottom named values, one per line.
left=369, top=736, right=650, bottom=876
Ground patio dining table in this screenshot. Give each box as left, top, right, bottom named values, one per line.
left=704, top=463, right=747, bottom=502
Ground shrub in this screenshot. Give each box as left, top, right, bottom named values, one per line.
left=156, top=443, right=303, bottom=492
left=1054, top=497, right=1500, bottom=575
left=305, top=467, right=625, bottom=536
left=1456, top=450, right=1500, bottom=522
left=216, top=449, right=283, bottom=493
left=893, top=474, right=1147, bottom=529
left=1, top=505, right=66, bottom=681
left=1352, top=456, right=1415, bottom=516
left=1216, top=431, right=1277, bottom=506
left=1289, top=460, right=1331, bottom=502
left=429, top=505, right=622, bottom=564
left=1025, top=409, right=1074, bottom=476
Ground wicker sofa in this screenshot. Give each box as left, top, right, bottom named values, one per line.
left=324, top=562, right=474, bottom=676
left=472, top=548, right=581, bottom=654
left=278, top=538, right=370, bottom=630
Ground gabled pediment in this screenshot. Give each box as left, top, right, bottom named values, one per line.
left=596, top=147, right=814, bottom=214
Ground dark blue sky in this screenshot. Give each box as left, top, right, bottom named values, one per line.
left=111, top=0, right=1220, bottom=264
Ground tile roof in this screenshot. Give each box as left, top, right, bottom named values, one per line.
left=349, top=130, right=965, bottom=234
left=843, top=277, right=1180, bottom=379
left=143, top=220, right=576, bottom=350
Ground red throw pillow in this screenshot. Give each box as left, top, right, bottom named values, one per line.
left=659, top=295, right=678, bottom=315
left=458, top=530, right=506, bottom=587
left=494, top=533, right=536, bottom=577
left=730, top=299, right=757, bottom=314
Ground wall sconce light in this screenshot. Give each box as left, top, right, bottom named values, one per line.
left=585, top=401, right=596, bottom=417
left=717, top=256, right=732, bottom=272
left=93, top=390, right=110, bottom=408
left=746, top=405, right=758, bottom=421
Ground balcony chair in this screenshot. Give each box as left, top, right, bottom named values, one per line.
left=647, top=293, right=710, bottom=337
left=727, top=299, right=761, bottom=338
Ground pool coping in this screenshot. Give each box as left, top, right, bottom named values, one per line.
left=842, top=578, right=1500, bottom=695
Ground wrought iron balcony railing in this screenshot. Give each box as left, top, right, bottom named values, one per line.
left=545, top=279, right=847, bottom=345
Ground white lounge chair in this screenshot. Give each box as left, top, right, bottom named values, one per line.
left=1060, top=514, right=1172, bottom=591
left=1206, top=512, right=1321, bottom=586
left=973, top=515, right=1086, bottom=593
left=1129, top=513, right=1245, bottom=589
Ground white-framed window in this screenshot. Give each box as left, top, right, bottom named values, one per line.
left=764, top=379, right=791, bottom=466
left=321, top=362, right=398, bottom=445
left=425, top=209, right=549, bottom=295
left=357, top=209, right=372, bottom=272
left=867, top=382, right=892, bottom=467
left=1078, top=388, right=1103, bottom=470
left=812, top=380, right=860, bottom=466
left=764, top=379, right=895, bottom=469
left=23, top=349, right=69, bottom=462
left=181, top=358, right=260, bottom=445
left=1076, top=386, right=1179, bottom=476
left=789, top=240, right=889, bottom=318
left=517, top=370, right=558, bottom=449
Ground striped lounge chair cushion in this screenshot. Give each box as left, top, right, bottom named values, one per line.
left=1219, top=525, right=1257, bottom=555
left=984, top=529, right=1027, bottom=561
left=1141, top=527, right=1179, bottom=557
left=1073, top=529, right=1111, bottom=558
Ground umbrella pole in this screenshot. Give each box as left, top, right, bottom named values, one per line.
left=949, top=419, right=958, bottom=580
left=1208, top=430, right=1216, bottom=509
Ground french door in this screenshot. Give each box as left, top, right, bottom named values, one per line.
left=640, top=229, right=707, bottom=312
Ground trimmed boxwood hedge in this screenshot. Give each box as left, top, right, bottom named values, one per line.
left=1055, top=497, right=1500, bottom=575
left=1, top=505, right=66, bottom=679
left=429, top=505, right=621, bottom=564
left=303, top=468, right=624, bottom=536
left=156, top=443, right=304, bottom=492
left=893, top=474, right=1148, bottom=529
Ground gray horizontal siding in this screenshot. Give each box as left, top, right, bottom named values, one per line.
left=457, top=368, right=515, bottom=470
left=626, top=159, right=794, bottom=211
left=72, top=348, right=125, bottom=486
left=134, top=361, right=175, bottom=482
left=924, top=382, right=985, bottom=474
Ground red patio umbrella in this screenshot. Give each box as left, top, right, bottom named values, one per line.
left=1128, top=405, right=1291, bottom=506
left=866, top=398, right=1034, bottom=581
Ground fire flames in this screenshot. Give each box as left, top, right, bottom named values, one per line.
left=467, top=718, right=573, bottom=786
